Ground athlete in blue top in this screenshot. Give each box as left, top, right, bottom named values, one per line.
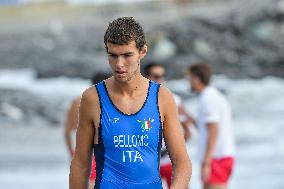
left=69, top=17, right=192, bottom=189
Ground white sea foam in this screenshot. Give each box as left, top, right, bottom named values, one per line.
left=0, top=69, right=89, bottom=98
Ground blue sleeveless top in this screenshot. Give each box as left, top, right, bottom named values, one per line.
left=94, top=80, right=163, bottom=189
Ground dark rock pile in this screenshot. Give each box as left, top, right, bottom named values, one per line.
left=154, top=0, right=284, bottom=78
left=0, top=0, right=283, bottom=79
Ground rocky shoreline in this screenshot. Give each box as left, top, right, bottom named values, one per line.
left=0, top=0, right=283, bottom=79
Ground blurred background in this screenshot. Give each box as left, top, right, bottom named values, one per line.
left=0, top=0, right=284, bottom=188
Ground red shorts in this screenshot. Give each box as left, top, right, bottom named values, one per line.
left=206, top=157, right=234, bottom=184
left=160, top=163, right=172, bottom=188
left=89, top=156, right=96, bottom=181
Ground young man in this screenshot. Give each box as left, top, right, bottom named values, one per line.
left=64, top=73, right=110, bottom=189
left=69, top=17, right=192, bottom=189
left=187, top=63, right=235, bottom=189
left=144, top=63, right=194, bottom=188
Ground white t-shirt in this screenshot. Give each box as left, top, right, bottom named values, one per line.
left=197, top=86, right=235, bottom=161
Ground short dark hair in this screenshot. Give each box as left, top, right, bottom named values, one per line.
left=104, top=17, right=146, bottom=51
left=91, top=72, right=110, bottom=85
left=188, top=63, right=212, bottom=86
left=143, top=63, right=164, bottom=76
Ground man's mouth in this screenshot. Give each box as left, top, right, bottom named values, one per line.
left=115, top=70, right=127, bottom=77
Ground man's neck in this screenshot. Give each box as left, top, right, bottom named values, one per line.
left=111, top=73, right=147, bottom=96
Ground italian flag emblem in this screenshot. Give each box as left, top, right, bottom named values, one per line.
left=137, top=118, right=154, bottom=132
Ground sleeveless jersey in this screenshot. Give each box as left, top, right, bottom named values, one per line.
left=94, top=80, right=163, bottom=189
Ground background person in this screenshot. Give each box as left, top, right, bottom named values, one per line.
left=64, top=73, right=110, bottom=189
left=187, top=63, right=235, bottom=189
left=144, top=62, right=194, bottom=188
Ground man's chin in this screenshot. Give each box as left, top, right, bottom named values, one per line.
left=114, top=76, right=128, bottom=83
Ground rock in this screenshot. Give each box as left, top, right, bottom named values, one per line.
left=151, top=32, right=177, bottom=61
left=0, top=89, right=69, bottom=125
left=0, top=102, right=24, bottom=121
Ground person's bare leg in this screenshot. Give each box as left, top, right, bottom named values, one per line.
left=88, top=180, right=95, bottom=189
left=204, top=184, right=228, bottom=189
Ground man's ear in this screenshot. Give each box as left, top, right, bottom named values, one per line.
left=139, top=45, right=148, bottom=59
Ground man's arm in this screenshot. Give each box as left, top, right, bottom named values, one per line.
left=69, top=87, right=99, bottom=189
left=178, top=104, right=196, bottom=126
left=159, top=86, right=192, bottom=189
left=64, top=98, right=81, bottom=157
left=180, top=121, right=191, bottom=141
left=202, top=122, right=218, bottom=182
left=178, top=104, right=194, bottom=140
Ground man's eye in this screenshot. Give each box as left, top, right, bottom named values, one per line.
left=109, top=54, right=117, bottom=58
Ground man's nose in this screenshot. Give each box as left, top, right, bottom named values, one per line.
left=116, top=56, right=125, bottom=67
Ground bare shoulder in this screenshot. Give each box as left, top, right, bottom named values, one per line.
left=158, top=85, right=176, bottom=104
left=81, top=85, right=99, bottom=105
left=158, top=85, right=177, bottom=121
left=72, top=96, right=81, bottom=109
left=79, top=85, right=101, bottom=127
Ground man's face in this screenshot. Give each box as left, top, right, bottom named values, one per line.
left=189, top=72, right=201, bottom=92
left=148, top=66, right=165, bottom=84
left=107, top=41, right=147, bottom=83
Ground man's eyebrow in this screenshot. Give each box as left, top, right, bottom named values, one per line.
left=107, top=52, right=117, bottom=55
left=123, top=52, right=134, bottom=55
left=108, top=52, right=134, bottom=56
